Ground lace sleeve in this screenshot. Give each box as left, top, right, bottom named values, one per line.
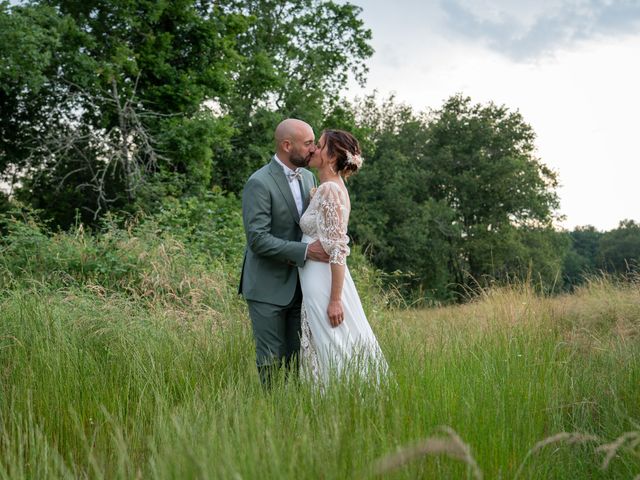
left=316, top=182, right=350, bottom=265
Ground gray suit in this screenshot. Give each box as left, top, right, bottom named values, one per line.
left=239, top=157, right=316, bottom=382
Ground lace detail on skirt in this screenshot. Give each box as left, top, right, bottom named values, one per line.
left=300, top=301, right=320, bottom=382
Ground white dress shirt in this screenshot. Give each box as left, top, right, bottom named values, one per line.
left=274, top=154, right=303, bottom=216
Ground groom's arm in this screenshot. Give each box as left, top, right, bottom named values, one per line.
left=243, top=176, right=307, bottom=266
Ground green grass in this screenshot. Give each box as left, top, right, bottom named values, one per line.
left=1, top=265, right=639, bottom=478
left=2, top=189, right=637, bottom=478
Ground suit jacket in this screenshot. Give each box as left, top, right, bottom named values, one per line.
left=239, top=157, right=316, bottom=306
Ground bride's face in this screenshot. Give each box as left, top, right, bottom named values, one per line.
left=309, top=134, right=333, bottom=170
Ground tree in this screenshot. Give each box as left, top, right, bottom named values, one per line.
left=422, top=95, right=563, bottom=286
left=347, top=96, right=459, bottom=300
left=562, top=225, right=603, bottom=288
left=0, top=2, right=92, bottom=181
left=1, top=0, right=373, bottom=227
left=599, top=219, right=640, bottom=273
left=2, top=0, right=244, bottom=226
left=214, top=0, right=373, bottom=193
left=347, top=94, right=565, bottom=300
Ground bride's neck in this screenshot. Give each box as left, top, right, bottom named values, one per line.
left=318, top=167, right=342, bottom=184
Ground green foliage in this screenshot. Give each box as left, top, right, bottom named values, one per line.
left=570, top=225, right=603, bottom=266
left=422, top=94, right=565, bottom=291
left=0, top=2, right=94, bottom=172
left=155, top=113, right=236, bottom=194
left=0, top=2, right=53, bottom=93
left=0, top=195, right=245, bottom=298
left=2, top=0, right=246, bottom=226
left=0, top=197, right=392, bottom=323
left=150, top=188, right=245, bottom=264
left=3, top=0, right=635, bottom=304
left=425, top=95, right=560, bottom=228
left=599, top=219, right=640, bottom=273
left=213, top=0, right=373, bottom=193
left=0, top=205, right=140, bottom=291
left=563, top=222, right=640, bottom=288
left=0, top=189, right=11, bottom=216
left=346, top=96, right=456, bottom=301
left=347, top=94, right=567, bottom=301
left=0, top=0, right=373, bottom=226
left=563, top=226, right=604, bottom=288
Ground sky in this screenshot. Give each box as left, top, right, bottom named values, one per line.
left=347, top=0, right=640, bottom=231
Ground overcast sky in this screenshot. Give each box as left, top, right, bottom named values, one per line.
left=347, top=0, right=640, bottom=231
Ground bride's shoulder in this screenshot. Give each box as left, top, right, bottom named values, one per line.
left=317, top=180, right=346, bottom=195
left=314, top=181, right=349, bottom=207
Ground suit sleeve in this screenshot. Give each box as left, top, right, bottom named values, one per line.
left=242, top=176, right=307, bottom=267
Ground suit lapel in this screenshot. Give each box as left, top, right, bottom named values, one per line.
left=301, top=172, right=314, bottom=213
left=268, top=158, right=300, bottom=223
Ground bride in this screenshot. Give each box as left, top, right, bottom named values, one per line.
left=298, top=129, right=388, bottom=383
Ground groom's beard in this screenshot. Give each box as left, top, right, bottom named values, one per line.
left=290, top=152, right=310, bottom=168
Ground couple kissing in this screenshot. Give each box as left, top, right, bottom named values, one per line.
left=239, top=119, right=387, bottom=387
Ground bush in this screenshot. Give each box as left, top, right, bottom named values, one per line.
left=0, top=201, right=241, bottom=308
left=148, top=188, right=245, bottom=264
left=0, top=198, right=389, bottom=313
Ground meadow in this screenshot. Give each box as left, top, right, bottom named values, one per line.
left=0, top=215, right=639, bottom=479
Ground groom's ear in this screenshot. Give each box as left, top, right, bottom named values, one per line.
left=282, top=139, right=292, bottom=153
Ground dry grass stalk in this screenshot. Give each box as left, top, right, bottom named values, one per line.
left=372, top=426, right=482, bottom=479
left=84, top=284, right=108, bottom=299
left=514, top=432, right=600, bottom=479
left=528, top=432, right=601, bottom=455
left=596, top=431, right=640, bottom=469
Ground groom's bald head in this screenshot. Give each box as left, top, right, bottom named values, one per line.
left=275, top=119, right=316, bottom=169
left=275, top=119, right=311, bottom=144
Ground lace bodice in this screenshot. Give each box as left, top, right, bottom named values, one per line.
left=300, top=181, right=351, bottom=265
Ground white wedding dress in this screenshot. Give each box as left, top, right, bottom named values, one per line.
left=298, top=181, right=387, bottom=383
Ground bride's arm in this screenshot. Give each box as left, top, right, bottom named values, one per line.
left=328, top=263, right=346, bottom=327
left=317, top=183, right=350, bottom=327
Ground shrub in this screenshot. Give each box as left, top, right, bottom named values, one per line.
left=148, top=188, right=245, bottom=264
left=0, top=199, right=389, bottom=313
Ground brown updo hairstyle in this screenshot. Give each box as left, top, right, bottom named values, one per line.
left=322, top=129, right=362, bottom=178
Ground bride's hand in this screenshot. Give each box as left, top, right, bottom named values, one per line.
left=327, top=300, right=344, bottom=327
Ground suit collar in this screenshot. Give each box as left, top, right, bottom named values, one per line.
left=273, top=154, right=297, bottom=175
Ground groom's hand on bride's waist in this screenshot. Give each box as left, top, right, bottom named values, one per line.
left=306, top=240, right=330, bottom=263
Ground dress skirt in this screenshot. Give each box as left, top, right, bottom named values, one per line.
left=298, top=234, right=388, bottom=383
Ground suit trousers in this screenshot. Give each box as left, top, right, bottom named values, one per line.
left=246, top=281, right=302, bottom=383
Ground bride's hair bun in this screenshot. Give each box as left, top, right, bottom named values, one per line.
left=322, top=129, right=363, bottom=178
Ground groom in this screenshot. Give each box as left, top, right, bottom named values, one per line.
left=239, top=118, right=329, bottom=386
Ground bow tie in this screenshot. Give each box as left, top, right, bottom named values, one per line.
left=287, top=169, right=302, bottom=182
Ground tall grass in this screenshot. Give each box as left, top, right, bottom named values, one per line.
left=1, top=216, right=639, bottom=478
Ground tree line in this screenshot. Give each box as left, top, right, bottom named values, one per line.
left=1, top=0, right=372, bottom=222
left=337, top=95, right=639, bottom=300
left=1, top=0, right=638, bottom=302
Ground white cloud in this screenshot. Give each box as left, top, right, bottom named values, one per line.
left=438, top=0, right=640, bottom=60
left=449, top=0, right=569, bottom=26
